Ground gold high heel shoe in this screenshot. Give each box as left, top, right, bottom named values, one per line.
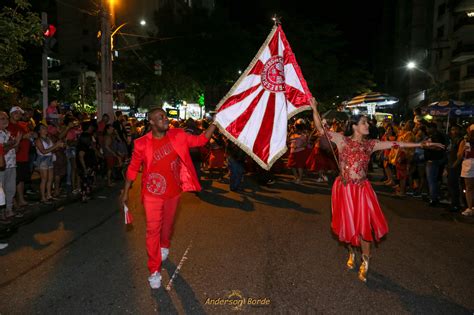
left=358, top=254, right=370, bottom=283
left=346, top=250, right=356, bottom=270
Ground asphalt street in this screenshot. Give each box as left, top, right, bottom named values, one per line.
left=0, top=174, right=473, bottom=314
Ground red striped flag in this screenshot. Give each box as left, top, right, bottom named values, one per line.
left=215, top=25, right=312, bottom=170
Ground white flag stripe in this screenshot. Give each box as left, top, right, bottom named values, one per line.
left=237, top=91, right=271, bottom=149
left=217, top=86, right=264, bottom=129
left=269, top=92, right=288, bottom=159
left=286, top=99, right=297, bottom=114
left=284, top=64, right=305, bottom=93
left=278, top=32, right=285, bottom=57
left=259, top=46, right=272, bottom=64
left=232, top=74, right=261, bottom=95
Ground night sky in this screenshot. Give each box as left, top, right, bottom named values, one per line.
left=226, top=0, right=385, bottom=73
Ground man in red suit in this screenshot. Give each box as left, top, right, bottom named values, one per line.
left=121, top=108, right=216, bottom=289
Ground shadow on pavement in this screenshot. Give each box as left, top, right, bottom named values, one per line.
left=368, top=271, right=472, bottom=314
left=160, top=260, right=206, bottom=314
left=198, top=189, right=255, bottom=212
left=241, top=190, right=320, bottom=214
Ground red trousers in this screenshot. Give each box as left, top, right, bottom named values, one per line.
left=143, top=194, right=180, bottom=273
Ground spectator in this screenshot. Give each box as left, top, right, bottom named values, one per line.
left=8, top=106, right=32, bottom=207
left=76, top=132, right=97, bottom=202
left=424, top=123, right=447, bottom=206
left=185, top=118, right=203, bottom=180
left=103, top=124, right=120, bottom=186
left=0, top=111, right=22, bottom=218
left=226, top=141, right=246, bottom=191
left=34, top=124, right=64, bottom=203
left=447, top=124, right=463, bottom=212
left=0, top=141, right=6, bottom=223
left=65, top=117, right=82, bottom=194
left=97, top=113, right=110, bottom=146
left=395, top=121, right=415, bottom=196
left=381, top=125, right=397, bottom=186
left=287, top=121, right=308, bottom=183
left=45, top=98, right=61, bottom=125
left=458, top=126, right=474, bottom=216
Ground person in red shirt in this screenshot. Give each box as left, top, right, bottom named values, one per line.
left=8, top=106, right=32, bottom=207
left=121, top=108, right=216, bottom=289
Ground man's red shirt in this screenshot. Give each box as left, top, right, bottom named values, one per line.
left=7, top=121, right=30, bottom=162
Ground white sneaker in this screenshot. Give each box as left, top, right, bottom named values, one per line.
left=0, top=243, right=8, bottom=250
left=148, top=271, right=161, bottom=289
left=161, top=247, right=169, bottom=261
left=461, top=208, right=474, bottom=216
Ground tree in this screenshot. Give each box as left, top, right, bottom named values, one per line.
left=0, top=0, right=42, bottom=106
left=0, top=0, right=42, bottom=78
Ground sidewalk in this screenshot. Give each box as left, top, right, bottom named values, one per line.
left=0, top=179, right=112, bottom=239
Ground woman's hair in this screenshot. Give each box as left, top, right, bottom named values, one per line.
left=34, top=123, right=46, bottom=134
left=344, top=115, right=366, bottom=137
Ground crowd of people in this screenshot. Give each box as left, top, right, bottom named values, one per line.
left=285, top=113, right=474, bottom=216
left=0, top=100, right=472, bottom=230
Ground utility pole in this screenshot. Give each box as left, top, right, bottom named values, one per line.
left=99, top=0, right=113, bottom=119
left=41, top=12, right=48, bottom=118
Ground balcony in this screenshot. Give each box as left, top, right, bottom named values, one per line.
left=452, top=44, right=474, bottom=62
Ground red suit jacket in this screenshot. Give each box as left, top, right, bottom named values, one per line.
left=126, top=128, right=208, bottom=194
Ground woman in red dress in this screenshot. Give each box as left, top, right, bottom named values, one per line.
left=287, top=122, right=309, bottom=183
left=309, top=98, right=444, bottom=282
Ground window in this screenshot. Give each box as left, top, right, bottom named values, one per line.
left=437, top=3, right=446, bottom=19
left=437, top=25, right=445, bottom=39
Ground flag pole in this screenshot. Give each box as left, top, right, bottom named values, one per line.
left=314, top=108, right=341, bottom=172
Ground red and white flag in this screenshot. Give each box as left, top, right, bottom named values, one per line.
left=215, top=25, right=312, bottom=170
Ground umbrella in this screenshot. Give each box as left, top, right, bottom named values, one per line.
left=423, top=100, right=474, bottom=117
left=322, top=109, right=349, bottom=121
left=345, top=92, right=399, bottom=108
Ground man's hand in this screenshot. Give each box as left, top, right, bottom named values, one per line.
left=120, top=189, right=129, bottom=207
left=309, top=97, right=319, bottom=111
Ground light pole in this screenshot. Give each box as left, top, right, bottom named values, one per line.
left=99, top=0, right=113, bottom=119
left=98, top=2, right=147, bottom=119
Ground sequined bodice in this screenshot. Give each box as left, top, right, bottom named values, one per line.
left=326, top=132, right=377, bottom=184
left=339, top=137, right=376, bottom=184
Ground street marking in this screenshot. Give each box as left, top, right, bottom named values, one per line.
left=165, top=241, right=192, bottom=291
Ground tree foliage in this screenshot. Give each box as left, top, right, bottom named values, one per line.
left=0, top=0, right=42, bottom=78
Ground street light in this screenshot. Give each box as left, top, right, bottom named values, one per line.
left=140, top=19, right=146, bottom=26
left=406, top=61, right=416, bottom=69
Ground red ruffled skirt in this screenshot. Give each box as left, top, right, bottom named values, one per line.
left=287, top=149, right=309, bottom=168
left=331, top=177, right=388, bottom=246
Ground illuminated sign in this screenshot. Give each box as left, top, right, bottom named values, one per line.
left=166, top=109, right=179, bottom=118
left=467, top=11, right=474, bottom=17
